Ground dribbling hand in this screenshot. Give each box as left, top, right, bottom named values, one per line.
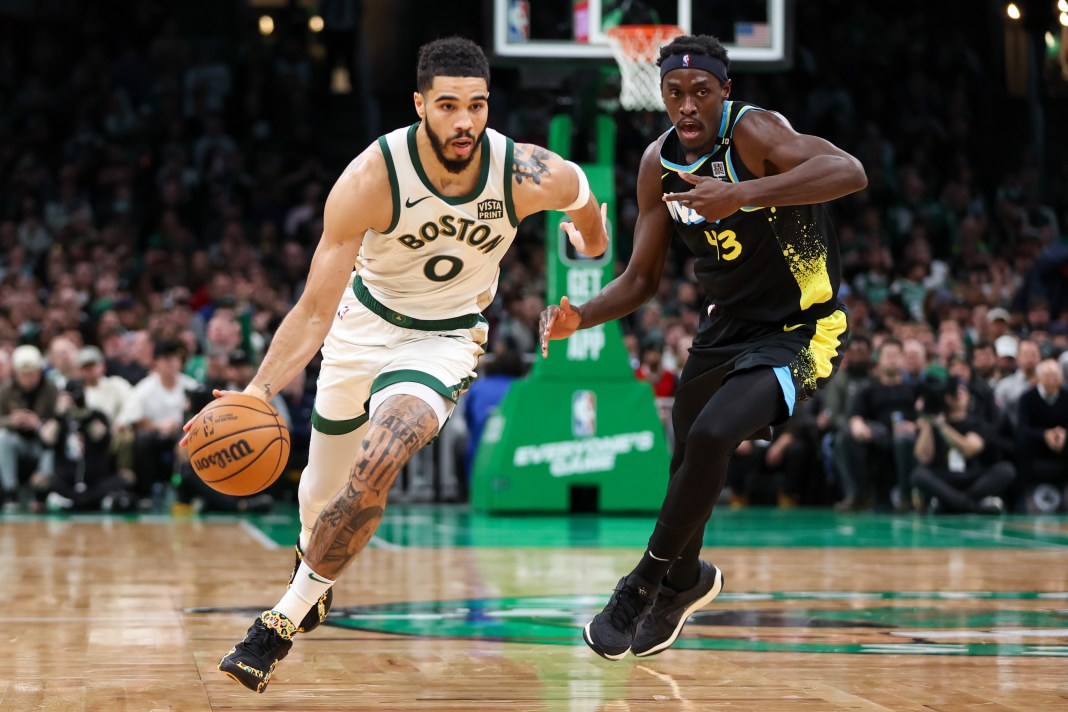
left=539, top=296, right=582, bottom=358
left=178, top=387, right=241, bottom=448
left=560, top=203, right=608, bottom=257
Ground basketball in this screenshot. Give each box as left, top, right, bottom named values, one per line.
left=186, top=394, right=291, bottom=496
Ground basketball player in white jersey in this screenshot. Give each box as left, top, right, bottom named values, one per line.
left=186, top=37, right=609, bottom=693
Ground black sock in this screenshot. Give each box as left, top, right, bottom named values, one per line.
left=630, top=549, right=674, bottom=587
left=664, top=555, right=700, bottom=591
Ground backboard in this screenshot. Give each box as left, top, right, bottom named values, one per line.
left=492, top=0, right=791, bottom=67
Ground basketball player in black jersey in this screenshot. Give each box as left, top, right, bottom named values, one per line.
left=540, top=34, right=867, bottom=660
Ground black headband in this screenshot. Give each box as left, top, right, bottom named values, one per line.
left=659, top=53, right=729, bottom=85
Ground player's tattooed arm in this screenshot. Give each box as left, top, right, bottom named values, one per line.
left=262, top=384, right=272, bottom=401
left=307, top=396, right=438, bottom=578
left=513, top=144, right=553, bottom=185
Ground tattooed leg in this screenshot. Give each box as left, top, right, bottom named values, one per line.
left=304, top=394, right=439, bottom=579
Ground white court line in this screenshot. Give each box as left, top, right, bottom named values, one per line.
left=367, top=536, right=404, bottom=550
left=917, top=519, right=1068, bottom=548
left=238, top=518, right=403, bottom=551
left=240, top=519, right=280, bottom=549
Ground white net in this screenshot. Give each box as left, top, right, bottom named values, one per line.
left=605, top=25, right=685, bottom=111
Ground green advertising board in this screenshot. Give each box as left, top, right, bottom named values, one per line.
left=470, top=115, right=670, bottom=513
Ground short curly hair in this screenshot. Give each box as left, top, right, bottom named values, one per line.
left=416, top=37, right=491, bottom=93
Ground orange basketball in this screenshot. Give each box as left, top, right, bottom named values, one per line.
left=186, top=393, right=291, bottom=496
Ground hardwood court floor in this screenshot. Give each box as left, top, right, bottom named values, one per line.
left=0, top=507, right=1066, bottom=711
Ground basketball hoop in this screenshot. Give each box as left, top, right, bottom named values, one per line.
left=605, top=25, right=684, bottom=112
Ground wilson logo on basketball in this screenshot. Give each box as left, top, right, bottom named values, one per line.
left=194, top=439, right=255, bottom=471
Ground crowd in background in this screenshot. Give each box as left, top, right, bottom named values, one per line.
left=0, top=2, right=1066, bottom=515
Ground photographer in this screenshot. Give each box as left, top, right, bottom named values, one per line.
left=911, top=376, right=1015, bottom=514
left=39, top=380, right=135, bottom=511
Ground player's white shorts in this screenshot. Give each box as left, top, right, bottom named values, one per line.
left=312, top=280, right=488, bottom=435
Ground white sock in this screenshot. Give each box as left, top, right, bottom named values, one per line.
left=274, top=560, right=335, bottom=625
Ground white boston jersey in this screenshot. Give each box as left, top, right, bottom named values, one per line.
left=356, top=123, right=518, bottom=320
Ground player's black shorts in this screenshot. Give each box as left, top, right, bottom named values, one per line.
left=681, top=303, right=850, bottom=423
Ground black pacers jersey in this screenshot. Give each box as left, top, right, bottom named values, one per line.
left=660, top=100, right=842, bottom=325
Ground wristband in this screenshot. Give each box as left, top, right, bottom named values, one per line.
left=561, top=160, right=590, bottom=212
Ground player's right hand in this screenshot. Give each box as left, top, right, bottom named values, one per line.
left=539, top=296, right=582, bottom=358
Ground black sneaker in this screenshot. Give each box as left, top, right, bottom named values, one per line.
left=218, top=611, right=296, bottom=693
left=631, top=561, right=724, bottom=657
left=582, top=574, right=658, bottom=660
left=289, top=543, right=333, bottom=633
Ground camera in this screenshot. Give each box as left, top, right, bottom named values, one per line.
left=64, top=379, right=87, bottom=409
left=919, top=376, right=956, bottom=416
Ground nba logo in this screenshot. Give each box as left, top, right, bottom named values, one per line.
left=682, top=53, right=691, bottom=67
left=572, top=390, right=596, bottom=437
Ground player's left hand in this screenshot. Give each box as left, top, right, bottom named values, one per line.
left=662, top=171, right=743, bottom=223
left=539, top=296, right=582, bottom=358
left=560, top=203, right=608, bottom=256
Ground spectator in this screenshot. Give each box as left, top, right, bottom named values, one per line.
left=902, top=338, right=928, bottom=384
left=971, top=341, right=1002, bottom=388
left=819, top=335, right=874, bottom=497
left=911, top=376, right=1015, bottom=514
left=985, top=307, right=1012, bottom=342
left=116, top=340, right=198, bottom=502
left=185, top=308, right=243, bottom=383
left=634, top=339, right=677, bottom=433
left=79, top=345, right=136, bottom=480
left=728, top=401, right=820, bottom=509
left=109, top=330, right=154, bottom=385
left=0, top=346, right=59, bottom=509
left=45, top=335, right=82, bottom=388
left=39, top=379, right=134, bottom=511
left=995, top=338, right=1041, bottom=428
left=840, top=339, right=920, bottom=511
left=1015, top=360, right=1068, bottom=511
left=993, top=334, right=1019, bottom=381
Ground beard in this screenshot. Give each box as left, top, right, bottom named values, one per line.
left=425, top=121, right=482, bottom=174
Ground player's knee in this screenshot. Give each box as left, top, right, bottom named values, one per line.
left=686, top=419, right=739, bottom=458
left=297, top=465, right=338, bottom=513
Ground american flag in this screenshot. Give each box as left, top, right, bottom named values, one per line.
left=735, top=22, right=770, bottom=48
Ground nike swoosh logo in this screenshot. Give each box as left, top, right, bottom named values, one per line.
left=308, top=572, right=332, bottom=584
left=405, top=195, right=432, bottom=208
left=783, top=324, right=805, bottom=332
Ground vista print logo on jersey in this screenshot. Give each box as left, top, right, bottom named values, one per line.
left=478, top=199, right=503, bottom=220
